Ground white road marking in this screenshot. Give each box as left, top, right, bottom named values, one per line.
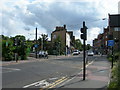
left=1, top=67, right=21, bottom=73
left=49, top=77, right=58, bottom=80
left=2, top=67, right=21, bottom=71
left=23, top=79, right=50, bottom=88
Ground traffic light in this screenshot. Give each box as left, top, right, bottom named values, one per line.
left=13, top=38, right=17, bottom=46
left=80, top=27, right=87, bottom=40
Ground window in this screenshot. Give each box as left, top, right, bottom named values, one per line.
left=114, top=27, right=120, bottom=31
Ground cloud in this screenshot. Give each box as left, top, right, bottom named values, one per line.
left=87, top=27, right=101, bottom=45
left=1, top=0, right=120, bottom=45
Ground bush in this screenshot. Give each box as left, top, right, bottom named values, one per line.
left=108, top=56, right=120, bottom=89
left=114, top=52, right=120, bottom=61
left=107, top=54, right=112, bottom=62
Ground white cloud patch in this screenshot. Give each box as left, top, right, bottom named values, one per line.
left=1, top=0, right=120, bottom=45
left=87, top=27, right=101, bottom=45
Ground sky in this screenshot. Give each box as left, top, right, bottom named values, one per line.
left=1, top=0, right=120, bottom=45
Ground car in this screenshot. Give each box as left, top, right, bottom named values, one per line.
left=38, top=51, right=48, bottom=58
left=72, top=50, right=80, bottom=55
left=87, top=51, right=94, bottom=56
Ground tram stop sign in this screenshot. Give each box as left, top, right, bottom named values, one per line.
left=108, top=40, right=114, bottom=46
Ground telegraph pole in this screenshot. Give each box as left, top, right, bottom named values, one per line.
left=35, top=27, right=37, bottom=58
left=80, top=21, right=87, bottom=80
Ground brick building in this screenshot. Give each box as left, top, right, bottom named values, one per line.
left=93, top=27, right=109, bottom=55
left=51, top=25, right=75, bottom=55
left=109, top=14, right=120, bottom=51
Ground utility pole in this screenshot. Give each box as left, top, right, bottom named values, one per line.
left=35, top=27, right=37, bottom=58
left=80, top=21, right=87, bottom=80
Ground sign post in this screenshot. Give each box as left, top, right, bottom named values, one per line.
left=108, top=40, right=114, bottom=68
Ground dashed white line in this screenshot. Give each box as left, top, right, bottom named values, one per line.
left=1, top=67, right=21, bottom=73
left=2, top=67, right=21, bottom=71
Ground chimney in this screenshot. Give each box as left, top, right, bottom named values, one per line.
left=64, top=24, right=66, bottom=29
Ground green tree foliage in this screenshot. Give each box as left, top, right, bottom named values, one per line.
left=52, top=36, right=64, bottom=55
left=74, top=39, right=83, bottom=51
left=86, top=44, right=91, bottom=50
left=38, top=34, right=48, bottom=51
left=2, top=35, right=15, bottom=61
left=2, top=35, right=32, bottom=61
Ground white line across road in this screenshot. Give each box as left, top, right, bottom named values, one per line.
left=1, top=67, right=21, bottom=73
left=2, top=67, right=21, bottom=71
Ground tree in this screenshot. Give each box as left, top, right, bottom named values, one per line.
left=86, top=44, right=91, bottom=50
left=2, top=35, right=34, bottom=61
left=10, top=35, right=28, bottom=60
left=52, top=36, right=64, bottom=55
left=74, top=39, right=83, bottom=51
left=38, top=34, right=48, bottom=51
left=2, top=35, right=15, bottom=61
left=14, top=35, right=27, bottom=60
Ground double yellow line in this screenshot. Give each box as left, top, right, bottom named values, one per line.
left=40, top=60, right=94, bottom=90
left=46, top=77, right=68, bottom=89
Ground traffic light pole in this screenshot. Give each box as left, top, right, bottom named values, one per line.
left=83, top=21, right=86, bottom=80
left=83, top=38, right=86, bottom=80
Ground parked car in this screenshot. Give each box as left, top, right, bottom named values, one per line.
left=72, top=50, right=80, bottom=55
left=87, top=51, right=94, bottom=56
left=39, top=51, right=48, bottom=58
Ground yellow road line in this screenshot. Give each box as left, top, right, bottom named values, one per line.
left=48, top=77, right=68, bottom=88
left=40, top=61, right=94, bottom=90
left=46, top=77, right=68, bottom=89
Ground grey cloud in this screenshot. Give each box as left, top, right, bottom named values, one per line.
left=24, top=26, right=30, bottom=31
left=2, top=1, right=107, bottom=38
left=20, top=2, right=106, bottom=31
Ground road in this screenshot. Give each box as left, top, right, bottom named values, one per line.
left=2, top=54, right=101, bottom=88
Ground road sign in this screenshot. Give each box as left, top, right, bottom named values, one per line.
left=34, top=44, right=38, bottom=48
left=108, top=40, right=114, bottom=46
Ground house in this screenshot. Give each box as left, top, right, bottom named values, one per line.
left=51, top=25, right=75, bottom=55
left=93, top=27, right=109, bottom=55
left=109, top=14, right=120, bottom=51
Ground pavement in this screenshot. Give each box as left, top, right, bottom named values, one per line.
left=56, top=56, right=111, bottom=89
